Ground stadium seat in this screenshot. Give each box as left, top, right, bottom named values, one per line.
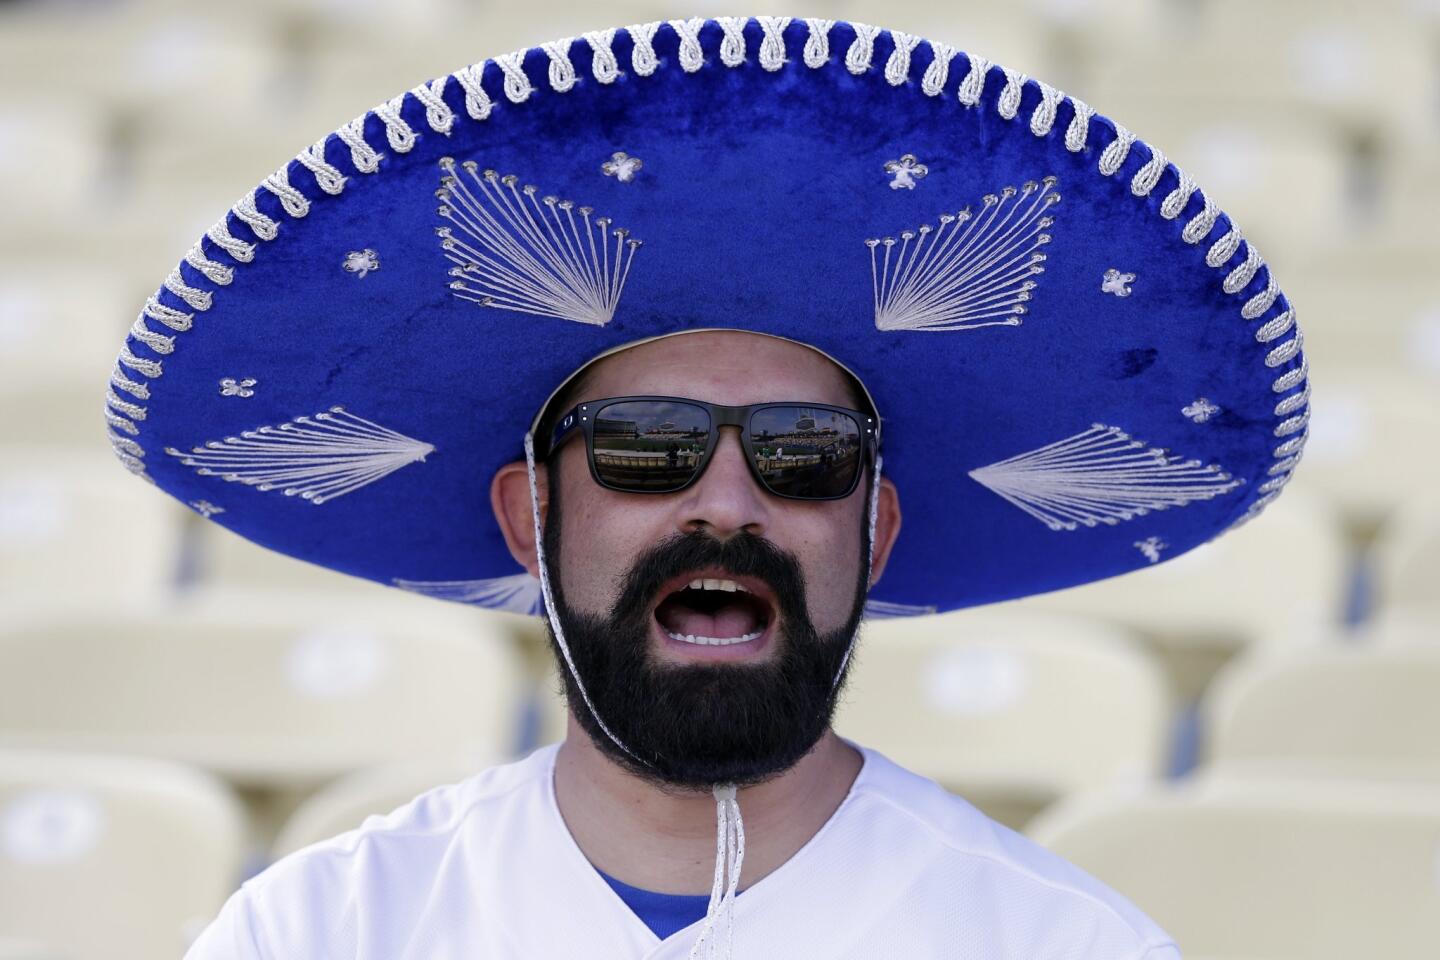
left=831, top=608, right=1171, bottom=829
left=1296, top=372, right=1440, bottom=538
left=1202, top=644, right=1440, bottom=781
left=0, top=749, right=246, bottom=960
left=271, top=749, right=511, bottom=859
left=0, top=448, right=186, bottom=614
left=188, top=519, right=404, bottom=595
left=1371, top=494, right=1440, bottom=618
left=1355, top=609, right=1438, bottom=646
left=0, top=594, right=528, bottom=789
left=1281, top=254, right=1440, bottom=382
left=1013, top=488, right=1350, bottom=698
left=1082, top=0, right=1439, bottom=145
left=1027, top=776, right=1440, bottom=959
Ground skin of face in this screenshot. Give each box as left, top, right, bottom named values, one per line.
left=488, top=329, right=904, bottom=894
left=491, top=329, right=902, bottom=671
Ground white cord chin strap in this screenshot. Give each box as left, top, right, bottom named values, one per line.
left=689, top=784, right=746, bottom=959
left=526, top=432, right=884, bottom=959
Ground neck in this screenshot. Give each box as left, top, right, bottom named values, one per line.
left=553, top=716, right=864, bottom=895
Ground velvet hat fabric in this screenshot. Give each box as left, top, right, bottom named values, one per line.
left=106, top=17, right=1309, bottom=617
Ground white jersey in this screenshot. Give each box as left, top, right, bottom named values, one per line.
left=186, top=743, right=1180, bottom=959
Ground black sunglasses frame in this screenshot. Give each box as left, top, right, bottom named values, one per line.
left=541, top=395, right=880, bottom=501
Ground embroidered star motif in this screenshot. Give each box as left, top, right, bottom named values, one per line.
left=190, top=500, right=225, bottom=519
left=1102, top=268, right=1136, bottom=297
left=884, top=154, right=928, bottom=190
left=601, top=152, right=643, bottom=183
left=219, top=377, right=257, bottom=398
left=343, top=249, right=380, bottom=278
left=1134, top=536, right=1166, bottom=564
left=1183, top=398, right=1221, bottom=423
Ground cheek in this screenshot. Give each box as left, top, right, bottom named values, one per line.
left=798, top=512, right=867, bottom=634
left=554, top=483, right=651, bottom=615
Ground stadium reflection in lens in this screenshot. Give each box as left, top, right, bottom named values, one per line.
left=750, top=406, right=862, bottom=499
left=593, top=401, right=711, bottom=491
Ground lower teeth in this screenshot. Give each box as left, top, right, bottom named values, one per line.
left=666, top=629, right=764, bottom=646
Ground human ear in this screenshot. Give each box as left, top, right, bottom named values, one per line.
left=866, top=475, right=902, bottom=588
left=490, top=459, right=549, bottom=578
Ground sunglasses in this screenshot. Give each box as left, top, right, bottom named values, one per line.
left=541, top=396, right=879, bottom=500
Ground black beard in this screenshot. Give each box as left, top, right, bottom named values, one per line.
left=540, top=487, right=870, bottom=791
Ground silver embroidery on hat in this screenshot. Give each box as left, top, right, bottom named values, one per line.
left=343, top=249, right=380, bottom=278
left=1134, top=536, right=1166, bottom=563
left=165, top=406, right=433, bottom=505
left=969, top=423, right=1243, bottom=531
left=863, top=598, right=940, bottom=618
left=392, top=573, right=544, bottom=615
left=1183, top=398, right=1221, bottom=423
left=435, top=157, right=642, bottom=327
left=869, top=177, right=1059, bottom=332
left=219, top=377, right=257, bottom=398
left=1101, top=267, right=1135, bottom=297
left=189, top=500, right=225, bottom=518
left=601, top=151, right=643, bottom=182
left=883, top=154, right=928, bottom=190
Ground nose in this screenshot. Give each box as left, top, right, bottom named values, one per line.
left=676, top=425, right=769, bottom=539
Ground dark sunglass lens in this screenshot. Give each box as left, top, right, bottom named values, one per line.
left=591, top=401, right=711, bottom=492
left=749, top=407, right=864, bottom=499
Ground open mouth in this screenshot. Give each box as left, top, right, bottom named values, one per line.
left=652, top=571, right=778, bottom=649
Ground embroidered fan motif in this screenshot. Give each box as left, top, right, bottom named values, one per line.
left=219, top=377, right=257, bottom=398
left=869, top=177, right=1060, bottom=332
left=189, top=500, right=224, bottom=518
left=863, top=598, right=940, bottom=618
left=1134, top=536, right=1167, bottom=563
left=884, top=154, right=928, bottom=190
left=1101, top=267, right=1135, bottom=297
left=601, top=151, right=643, bottom=183
left=969, top=423, right=1243, bottom=531
left=1183, top=398, right=1221, bottom=423
left=393, top=573, right=544, bottom=615
left=343, top=250, right=379, bottom=278
left=165, top=406, right=434, bottom=505
left=435, top=157, right=642, bottom=327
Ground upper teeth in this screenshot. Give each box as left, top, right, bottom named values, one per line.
left=685, top=578, right=748, bottom=593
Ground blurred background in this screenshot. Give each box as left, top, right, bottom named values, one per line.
left=1, top=0, right=1438, bottom=957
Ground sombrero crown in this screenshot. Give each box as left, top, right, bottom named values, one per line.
left=105, top=17, right=1309, bottom=616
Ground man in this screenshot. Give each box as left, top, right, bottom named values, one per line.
left=113, top=18, right=1306, bottom=959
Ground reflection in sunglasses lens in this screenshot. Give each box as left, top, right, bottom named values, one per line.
left=593, top=401, right=711, bottom=492
left=750, top=406, right=862, bottom=499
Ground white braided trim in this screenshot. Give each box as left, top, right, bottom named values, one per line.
left=108, top=18, right=1306, bottom=524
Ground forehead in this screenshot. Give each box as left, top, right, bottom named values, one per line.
left=578, top=331, right=858, bottom=407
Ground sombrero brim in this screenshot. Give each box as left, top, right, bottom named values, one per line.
left=106, top=17, right=1308, bottom=616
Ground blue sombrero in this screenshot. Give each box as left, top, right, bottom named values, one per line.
left=106, top=17, right=1309, bottom=617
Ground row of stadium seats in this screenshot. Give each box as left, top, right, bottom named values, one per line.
left=4, top=629, right=1439, bottom=959
left=7, top=446, right=1438, bottom=643
left=3, top=598, right=1436, bottom=833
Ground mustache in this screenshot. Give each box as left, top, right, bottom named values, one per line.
left=608, top=529, right=811, bottom=634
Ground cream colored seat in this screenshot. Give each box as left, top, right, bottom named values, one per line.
left=832, top=608, right=1170, bottom=829
left=272, top=749, right=510, bottom=859
left=1028, top=776, right=1440, bottom=959
left=0, top=749, right=245, bottom=960
left=1355, top=610, right=1439, bottom=646
left=0, top=593, right=527, bottom=790
left=190, top=519, right=405, bottom=595
left=1203, top=644, right=1440, bottom=782
left=0, top=448, right=186, bottom=613
left=1082, top=0, right=1437, bottom=144
left=1297, top=374, right=1440, bottom=539
left=1014, top=488, right=1350, bottom=698
left=1372, top=494, right=1440, bottom=618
